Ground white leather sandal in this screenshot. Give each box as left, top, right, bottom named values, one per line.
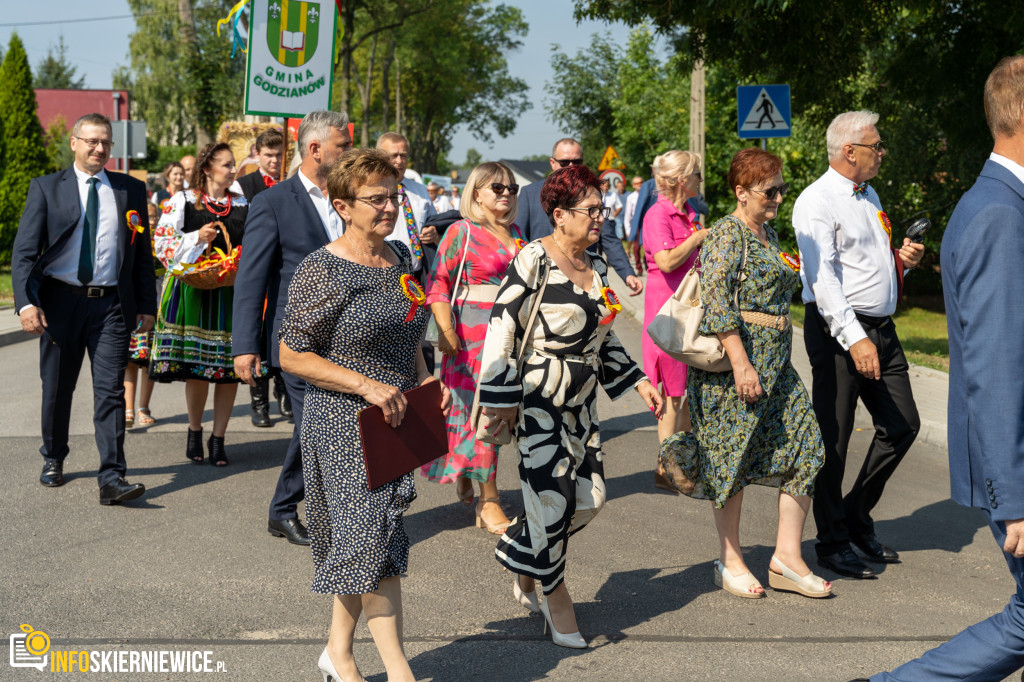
left=768, top=555, right=833, bottom=598
left=713, top=559, right=765, bottom=599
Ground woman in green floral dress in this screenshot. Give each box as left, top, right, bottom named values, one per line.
left=661, top=148, right=831, bottom=600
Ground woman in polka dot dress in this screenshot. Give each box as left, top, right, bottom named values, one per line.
left=279, top=149, right=450, bottom=682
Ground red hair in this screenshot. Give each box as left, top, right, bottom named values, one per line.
left=540, top=165, right=602, bottom=227
left=727, top=147, right=783, bottom=195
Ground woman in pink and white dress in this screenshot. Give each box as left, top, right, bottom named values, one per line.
left=421, top=162, right=525, bottom=534
left=641, top=150, right=707, bottom=491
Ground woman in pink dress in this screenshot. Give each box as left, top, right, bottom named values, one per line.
left=422, top=162, right=525, bottom=534
left=642, top=150, right=707, bottom=490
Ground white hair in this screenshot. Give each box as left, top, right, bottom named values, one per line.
left=297, top=110, right=350, bottom=160
left=826, top=110, right=879, bottom=161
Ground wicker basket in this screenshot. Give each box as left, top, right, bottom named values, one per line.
left=176, top=222, right=239, bottom=290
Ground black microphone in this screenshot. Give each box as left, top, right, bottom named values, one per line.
left=906, top=218, right=931, bottom=243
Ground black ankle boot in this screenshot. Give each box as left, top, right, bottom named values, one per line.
left=250, top=377, right=271, bottom=427
left=208, top=435, right=228, bottom=467
left=273, top=375, right=293, bottom=419
left=186, top=428, right=204, bottom=464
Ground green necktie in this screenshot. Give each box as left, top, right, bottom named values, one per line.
left=77, top=177, right=99, bottom=285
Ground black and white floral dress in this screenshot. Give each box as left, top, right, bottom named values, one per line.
left=478, top=242, right=647, bottom=595
left=278, top=242, right=427, bottom=595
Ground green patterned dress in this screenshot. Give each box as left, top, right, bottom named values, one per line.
left=662, top=215, right=823, bottom=507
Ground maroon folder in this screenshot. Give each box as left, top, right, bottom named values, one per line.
left=358, top=381, right=448, bottom=491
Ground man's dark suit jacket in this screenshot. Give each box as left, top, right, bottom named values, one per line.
left=232, top=174, right=329, bottom=367
left=237, top=171, right=272, bottom=202
left=11, top=167, right=156, bottom=346
left=941, top=159, right=1024, bottom=522
left=515, top=180, right=636, bottom=281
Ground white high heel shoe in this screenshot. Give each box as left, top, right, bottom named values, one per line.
left=513, top=574, right=541, bottom=613
left=539, top=599, right=587, bottom=649
left=318, top=648, right=346, bottom=682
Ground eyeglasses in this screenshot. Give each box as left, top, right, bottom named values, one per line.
left=691, top=171, right=703, bottom=181
left=746, top=182, right=790, bottom=200
left=553, top=158, right=585, bottom=167
left=354, top=193, right=400, bottom=210
left=74, top=136, right=114, bottom=149
left=489, top=182, right=520, bottom=195
left=849, top=140, right=886, bottom=154
left=566, top=205, right=612, bottom=220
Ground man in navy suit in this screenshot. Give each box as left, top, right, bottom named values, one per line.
left=872, top=55, right=1024, bottom=681
left=516, top=137, right=643, bottom=296
left=232, top=110, right=352, bottom=546
left=11, top=113, right=155, bottom=505
left=236, top=128, right=292, bottom=427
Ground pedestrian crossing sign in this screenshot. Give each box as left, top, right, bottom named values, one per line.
left=737, top=85, right=791, bottom=139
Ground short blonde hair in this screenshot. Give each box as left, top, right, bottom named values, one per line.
left=985, top=56, right=1024, bottom=139
left=652, top=150, right=702, bottom=194
left=460, top=162, right=518, bottom=228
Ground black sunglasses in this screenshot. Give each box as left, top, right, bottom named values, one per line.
left=850, top=140, right=886, bottom=153
left=746, top=182, right=790, bottom=200
left=490, top=182, right=520, bottom=195
left=553, top=158, right=585, bottom=167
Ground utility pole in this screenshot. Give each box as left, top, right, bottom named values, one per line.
left=689, top=60, right=706, bottom=216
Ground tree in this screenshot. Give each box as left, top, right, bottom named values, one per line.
left=34, top=36, right=85, bottom=89
left=574, top=0, right=1024, bottom=268
left=464, top=148, right=483, bottom=167
left=116, top=0, right=245, bottom=146
left=341, top=1, right=530, bottom=172
left=42, top=116, right=75, bottom=173
left=0, top=34, right=50, bottom=261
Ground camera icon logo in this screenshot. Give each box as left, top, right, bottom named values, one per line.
left=9, top=624, right=50, bottom=671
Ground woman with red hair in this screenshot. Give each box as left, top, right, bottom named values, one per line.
left=661, top=147, right=829, bottom=600
left=478, top=165, right=663, bottom=648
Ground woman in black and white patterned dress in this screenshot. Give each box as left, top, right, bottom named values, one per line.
left=279, top=149, right=449, bottom=682
left=478, top=165, right=663, bottom=649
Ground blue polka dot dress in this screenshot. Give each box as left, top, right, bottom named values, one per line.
left=278, top=241, right=427, bottom=595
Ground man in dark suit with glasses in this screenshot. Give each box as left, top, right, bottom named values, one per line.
left=12, top=112, right=156, bottom=505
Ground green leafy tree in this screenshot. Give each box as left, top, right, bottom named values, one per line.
left=464, top=147, right=483, bottom=167
left=116, top=0, right=245, bottom=146
left=42, top=116, right=76, bottom=173
left=0, top=34, right=50, bottom=261
left=34, top=36, right=86, bottom=89
left=574, top=0, right=1024, bottom=272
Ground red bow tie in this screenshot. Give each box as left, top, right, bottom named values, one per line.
left=263, top=174, right=277, bottom=188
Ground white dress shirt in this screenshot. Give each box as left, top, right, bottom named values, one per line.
left=46, top=166, right=120, bottom=287
left=623, top=190, right=640, bottom=232
left=432, top=194, right=454, bottom=213
left=990, top=152, right=1024, bottom=187
left=603, top=189, right=623, bottom=214
left=298, top=169, right=344, bottom=241
left=793, top=165, right=898, bottom=350
left=386, top=178, right=437, bottom=272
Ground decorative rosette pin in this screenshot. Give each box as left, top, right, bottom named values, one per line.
left=779, top=251, right=801, bottom=273
left=877, top=211, right=892, bottom=239
left=126, top=210, right=144, bottom=245
left=400, top=273, right=426, bottom=322
left=513, top=238, right=527, bottom=251
left=599, top=286, right=622, bottom=325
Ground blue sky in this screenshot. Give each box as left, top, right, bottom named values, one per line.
left=0, top=1, right=667, bottom=163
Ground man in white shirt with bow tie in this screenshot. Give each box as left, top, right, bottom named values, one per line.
left=794, top=110, right=925, bottom=580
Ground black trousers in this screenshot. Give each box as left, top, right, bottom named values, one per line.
left=38, top=287, right=130, bottom=487
left=803, top=304, right=920, bottom=556
left=268, top=369, right=306, bottom=520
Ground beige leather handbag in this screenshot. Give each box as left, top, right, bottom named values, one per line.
left=646, top=230, right=747, bottom=372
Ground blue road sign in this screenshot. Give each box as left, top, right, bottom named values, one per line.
left=737, top=84, right=791, bottom=139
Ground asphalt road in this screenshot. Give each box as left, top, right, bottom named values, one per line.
left=0, top=315, right=1016, bottom=681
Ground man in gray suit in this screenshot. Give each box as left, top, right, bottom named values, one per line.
left=870, top=55, right=1024, bottom=681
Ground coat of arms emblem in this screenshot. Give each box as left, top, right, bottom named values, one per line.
left=267, top=0, right=321, bottom=67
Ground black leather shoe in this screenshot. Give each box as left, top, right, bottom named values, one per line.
left=817, top=548, right=876, bottom=579
left=274, top=379, right=293, bottom=419
left=851, top=533, right=901, bottom=563
left=268, top=518, right=310, bottom=545
left=250, top=379, right=272, bottom=427
left=251, top=405, right=271, bottom=427
left=40, top=458, right=64, bottom=487
left=99, top=478, right=146, bottom=505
